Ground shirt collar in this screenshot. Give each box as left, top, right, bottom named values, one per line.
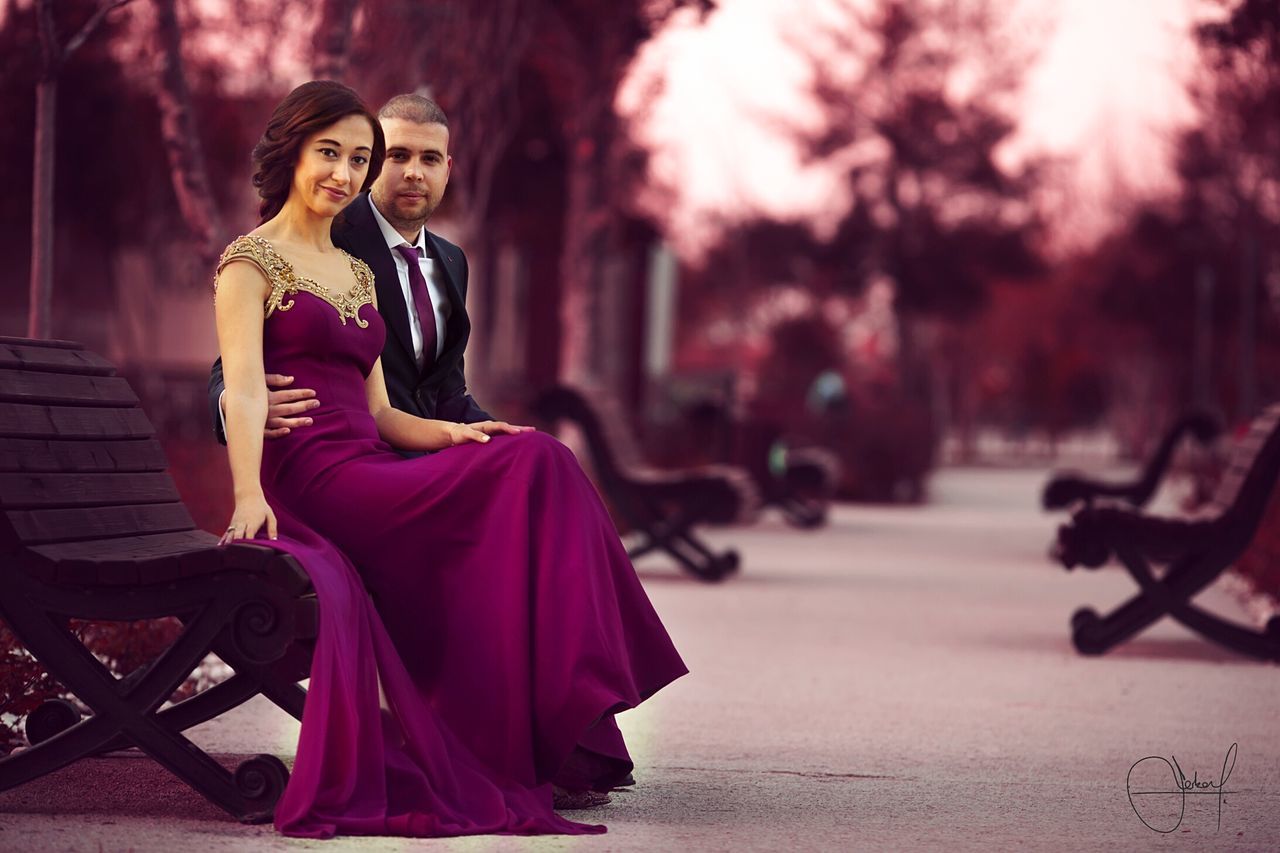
left=368, top=194, right=427, bottom=253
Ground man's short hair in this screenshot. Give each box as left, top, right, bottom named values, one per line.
left=378, top=94, right=449, bottom=128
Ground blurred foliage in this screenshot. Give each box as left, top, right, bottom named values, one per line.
left=798, top=0, right=1045, bottom=318
left=1089, top=0, right=1280, bottom=423
left=670, top=0, right=1043, bottom=490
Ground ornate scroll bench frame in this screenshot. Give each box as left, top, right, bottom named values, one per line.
left=0, top=336, right=314, bottom=822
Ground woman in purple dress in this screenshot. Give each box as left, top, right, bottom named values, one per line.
left=214, top=81, right=687, bottom=839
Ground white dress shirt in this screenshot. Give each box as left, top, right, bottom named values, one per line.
left=368, top=194, right=450, bottom=369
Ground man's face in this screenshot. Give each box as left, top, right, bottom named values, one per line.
left=370, top=117, right=452, bottom=234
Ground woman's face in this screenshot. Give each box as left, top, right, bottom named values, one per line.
left=290, top=114, right=375, bottom=218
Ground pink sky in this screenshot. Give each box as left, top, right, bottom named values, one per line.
left=619, top=0, right=1206, bottom=255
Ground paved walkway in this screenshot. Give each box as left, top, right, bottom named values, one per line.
left=2, top=467, right=1278, bottom=851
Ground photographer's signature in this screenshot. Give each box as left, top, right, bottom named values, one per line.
left=1127, top=742, right=1238, bottom=833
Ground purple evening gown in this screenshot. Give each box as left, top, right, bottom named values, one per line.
left=214, top=235, right=687, bottom=838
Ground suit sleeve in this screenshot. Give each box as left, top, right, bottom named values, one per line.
left=436, top=356, right=494, bottom=423
left=434, top=251, right=493, bottom=423
left=208, top=357, right=228, bottom=445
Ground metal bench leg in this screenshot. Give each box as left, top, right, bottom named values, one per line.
left=626, top=512, right=738, bottom=582
left=1119, top=547, right=1280, bottom=662
left=779, top=495, right=827, bottom=529
left=1070, top=594, right=1167, bottom=655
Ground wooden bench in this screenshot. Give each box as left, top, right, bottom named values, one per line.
left=531, top=385, right=760, bottom=582
left=1053, top=403, right=1280, bottom=660
left=0, top=336, right=316, bottom=822
left=1042, top=409, right=1222, bottom=510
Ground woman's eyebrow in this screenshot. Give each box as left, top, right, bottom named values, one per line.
left=315, top=139, right=371, bottom=153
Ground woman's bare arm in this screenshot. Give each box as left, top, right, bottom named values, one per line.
left=360, top=286, right=490, bottom=451
left=214, top=260, right=278, bottom=539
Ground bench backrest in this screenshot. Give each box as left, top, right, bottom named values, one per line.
left=531, top=385, right=650, bottom=485
left=0, top=336, right=212, bottom=584
left=1205, top=403, right=1280, bottom=516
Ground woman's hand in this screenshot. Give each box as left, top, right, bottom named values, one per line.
left=470, top=420, right=537, bottom=437
left=220, top=493, right=279, bottom=544
left=444, top=421, right=533, bottom=446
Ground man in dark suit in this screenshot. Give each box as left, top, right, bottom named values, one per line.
left=208, top=93, right=495, bottom=442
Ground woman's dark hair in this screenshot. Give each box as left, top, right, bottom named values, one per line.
left=251, top=80, right=385, bottom=223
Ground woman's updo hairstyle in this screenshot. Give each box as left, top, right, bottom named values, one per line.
left=251, top=80, right=385, bottom=223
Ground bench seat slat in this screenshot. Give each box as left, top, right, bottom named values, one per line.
left=0, top=403, right=153, bottom=439
left=0, top=343, right=115, bottom=376
left=0, top=335, right=82, bottom=350
left=5, top=503, right=196, bottom=545
left=0, top=472, right=179, bottom=508
left=0, top=370, right=139, bottom=406
left=21, top=532, right=312, bottom=592
left=0, top=438, right=168, bottom=473
left=27, top=530, right=223, bottom=585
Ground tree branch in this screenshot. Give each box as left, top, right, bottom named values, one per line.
left=63, top=0, right=134, bottom=59
left=34, top=0, right=61, bottom=76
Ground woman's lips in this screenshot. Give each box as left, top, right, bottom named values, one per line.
left=321, top=186, right=347, bottom=201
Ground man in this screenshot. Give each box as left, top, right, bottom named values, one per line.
left=208, top=93, right=628, bottom=807
left=208, top=94, right=492, bottom=442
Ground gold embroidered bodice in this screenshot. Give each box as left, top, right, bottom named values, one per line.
left=214, top=234, right=375, bottom=327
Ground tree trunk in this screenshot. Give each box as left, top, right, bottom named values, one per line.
left=557, top=92, right=615, bottom=388
left=153, top=0, right=224, bottom=262
left=312, top=0, right=360, bottom=80
left=28, top=76, right=56, bottom=339
left=27, top=0, right=133, bottom=336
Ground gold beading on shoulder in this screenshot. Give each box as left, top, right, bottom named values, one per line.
left=213, top=235, right=295, bottom=318
left=214, top=235, right=373, bottom=326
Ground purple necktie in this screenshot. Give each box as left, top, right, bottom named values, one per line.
left=394, top=244, right=437, bottom=371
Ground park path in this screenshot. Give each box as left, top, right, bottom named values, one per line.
left=2, top=467, right=1278, bottom=851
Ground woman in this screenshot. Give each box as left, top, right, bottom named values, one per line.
left=214, top=80, right=687, bottom=839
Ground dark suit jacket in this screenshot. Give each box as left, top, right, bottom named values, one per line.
left=208, top=191, right=491, bottom=444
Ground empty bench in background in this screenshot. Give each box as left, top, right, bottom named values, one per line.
left=1053, top=403, right=1280, bottom=661
left=0, top=335, right=316, bottom=822
left=532, top=385, right=759, bottom=582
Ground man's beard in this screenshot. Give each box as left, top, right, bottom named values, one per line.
left=377, top=191, right=440, bottom=233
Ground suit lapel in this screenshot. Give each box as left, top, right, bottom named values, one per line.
left=425, top=230, right=470, bottom=377
left=335, top=195, right=416, bottom=363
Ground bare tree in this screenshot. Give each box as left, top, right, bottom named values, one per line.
left=542, top=0, right=712, bottom=389
left=347, top=0, right=707, bottom=391
left=152, top=0, right=224, bottom=262
left=28, top=0, right=133, bottom=339
left=354, top=0, right=536, bottom=248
